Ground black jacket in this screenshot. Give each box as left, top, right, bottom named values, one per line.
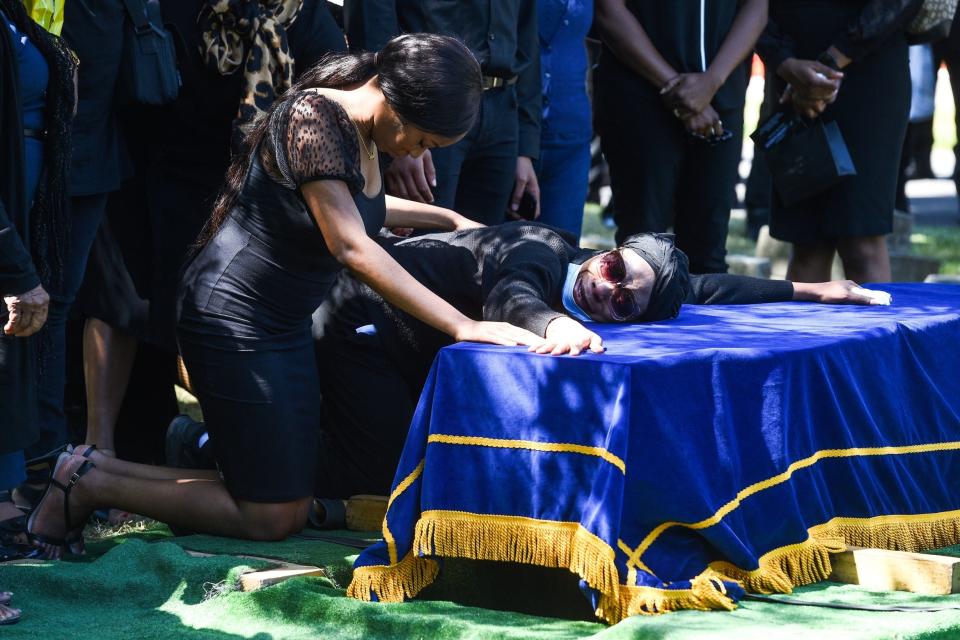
left=313, top=222, right=794, bottom=386
left=0, top=16, right=39, bottom=453
left=344, top=0, right=541, bottom=158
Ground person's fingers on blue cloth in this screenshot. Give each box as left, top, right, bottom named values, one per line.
left=455, top=320, right=545, bottom=349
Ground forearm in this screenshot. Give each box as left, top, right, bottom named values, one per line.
left=706, top=0, right=768, bottom=87
left=384, top=195, right=464, bottom=230
left=595, top=0, right=677, bottom=88
left=342, top=235, right=469, bottom=337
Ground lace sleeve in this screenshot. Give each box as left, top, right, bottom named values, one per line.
left=263, top=92, right=365, bottom=193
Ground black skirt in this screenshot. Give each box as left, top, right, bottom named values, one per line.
left=768, top=0, right=910, bottom=244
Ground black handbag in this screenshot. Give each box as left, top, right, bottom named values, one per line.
left=751, top=110, right=857, bottom=206
left=119, top=0, right=180, bottom=106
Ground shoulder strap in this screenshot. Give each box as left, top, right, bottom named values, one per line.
left=120, top=0, right=149, bottom=30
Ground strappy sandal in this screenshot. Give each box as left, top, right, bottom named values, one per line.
left=26, top=453, right=95, bottom=558
left=62, top=446, right=100, bottom=555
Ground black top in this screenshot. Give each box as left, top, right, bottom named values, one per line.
left=599, top=0, right=748, bottom=112
left=313, top=222, right=795, bottom=383
left=178, top=92, right=385, bottom=349
left=344, top=0, right=541, bottom=158
left=758, top=0, right=923, bottom=71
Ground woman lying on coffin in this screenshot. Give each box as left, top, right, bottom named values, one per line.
left=27, top=34, right=548, bottom=557
left=303, top=222, right=887, bottom=510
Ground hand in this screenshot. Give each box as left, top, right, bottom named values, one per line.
left=793, top=280, right=885, bottom=305
left=508, top=156, right=540, bottom=220
left=384, top=150, right=436, bottom=203
left=3, top=284, right=50, bottom=337
left=660, top=72, right=721, bottom=117
left=453, top=319, right=547, bottom=349
left=777, top=58, right=842, bottom=102
left=782, top=87, right=830, bottom=119
left=534, top=316, right=605, bottom=356
left=681, top=105, right=723, bottom=138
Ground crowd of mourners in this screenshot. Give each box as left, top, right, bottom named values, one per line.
left=0, top=0, right=936, bottom=625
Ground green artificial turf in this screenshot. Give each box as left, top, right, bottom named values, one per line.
left=8, top=525, right=960, bottom=639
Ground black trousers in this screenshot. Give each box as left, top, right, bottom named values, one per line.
left=598, top=81, right=743, bottom=274
left=429, top=85, right=519, bottom=226
left=313, top=329, right=419, bottom=499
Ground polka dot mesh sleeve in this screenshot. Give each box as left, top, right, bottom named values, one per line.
left=262, top=91, right=365, bottom=194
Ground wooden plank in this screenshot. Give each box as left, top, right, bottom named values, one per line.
left=238, top=565, right=327, bottom=591
left=829, top=546, right=960, bottom=595
left=185, top=549, right=326, bottom=592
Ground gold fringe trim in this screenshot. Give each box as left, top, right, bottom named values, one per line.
left=711, top=510, right=960, bottom=595
left=347, top=552, right=439, bottom=603
left=414, top=510, right=620, bottom=599
left=711, top=536, right=847, bottom=594
left=348, top=509, right=960, bottom=623
left=595, top=569, right=738, bottom=624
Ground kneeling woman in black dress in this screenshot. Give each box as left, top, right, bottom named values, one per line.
left=28, top=34, right=545, bottom=555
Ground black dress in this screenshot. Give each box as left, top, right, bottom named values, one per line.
left=758, top=0, right=919, bottom=244
left=177, top=92, right=385, bottom=502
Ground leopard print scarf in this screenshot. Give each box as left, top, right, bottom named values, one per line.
left=198, top=0, right=303, bottom=151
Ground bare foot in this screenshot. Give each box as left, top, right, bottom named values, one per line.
left=27, top=453, right=96, bottom=560
left=0, top=602, right=20, bottom=625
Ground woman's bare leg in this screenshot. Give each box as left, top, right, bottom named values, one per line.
left=836, top=235, right=892, bottom=284
left=787, top=240, right=837, bottom=283
left=29, top=454, right=311, bottom=558
left=83, top=318, right=138, bottom=452
left=77, top=446, right=219, bottom=482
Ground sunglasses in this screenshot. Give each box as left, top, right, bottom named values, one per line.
left=597, top=250, right=643, bottom=321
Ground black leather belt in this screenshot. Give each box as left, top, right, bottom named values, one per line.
left=481, top=74, right=518, bottom=91
left=24, top=128, right=47, bottom=141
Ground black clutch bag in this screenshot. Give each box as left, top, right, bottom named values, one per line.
left=751, top=109, right=856, bottom=206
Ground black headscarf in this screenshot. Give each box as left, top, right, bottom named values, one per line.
left=570, top=233, right=690, bottom=323
left=620, top=233, right=690, bottom=322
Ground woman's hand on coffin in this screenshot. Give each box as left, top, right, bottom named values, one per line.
left=793, top=280, right=882, bottom=305
left=3, top=284, right=50, bottom=337
left=537, top=316, right=605, bottom=356
left=454, top=320, right=548, bottom=349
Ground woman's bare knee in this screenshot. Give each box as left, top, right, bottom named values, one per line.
left=238, top=499, right=311, bottom=541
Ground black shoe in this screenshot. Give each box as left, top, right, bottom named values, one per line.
left=165, top=415, right=215, bottom=470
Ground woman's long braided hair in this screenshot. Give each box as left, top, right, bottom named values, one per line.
left=1, top=0, right=76, bottom=292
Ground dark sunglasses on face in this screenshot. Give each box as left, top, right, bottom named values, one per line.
left=598, top=250, right=643, bottom=321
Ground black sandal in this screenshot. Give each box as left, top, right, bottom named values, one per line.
left=26, top=453, right=95, bottom=556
